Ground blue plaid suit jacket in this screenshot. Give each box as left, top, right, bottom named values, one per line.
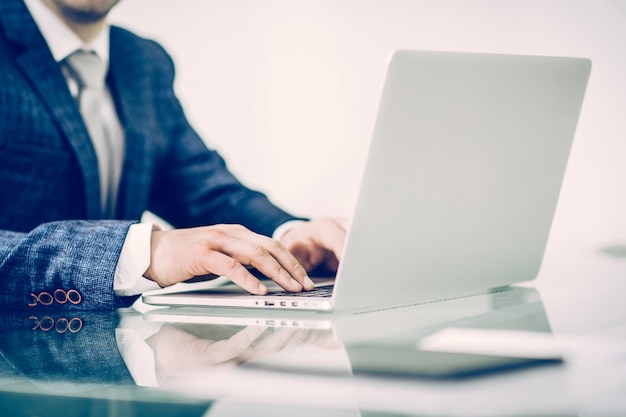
left=0, top=0, right=298, bottom=310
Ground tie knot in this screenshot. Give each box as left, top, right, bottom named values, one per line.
left=65, top=50, right=106, bottom=89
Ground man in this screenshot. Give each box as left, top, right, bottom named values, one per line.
left=0, top=0, right=346, bottom=310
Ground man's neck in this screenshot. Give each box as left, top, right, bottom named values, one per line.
left=61, top=19, right=105, bottom=44
left=40, top=0, right=106, bottom=43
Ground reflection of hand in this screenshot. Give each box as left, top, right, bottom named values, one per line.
left=144, top=224, right=314, bottom=294
left=279, top=217, right=348, bottom=274
left=145, top=324, right=337, bottom=376
left=235, top=326, right=338, bottom=364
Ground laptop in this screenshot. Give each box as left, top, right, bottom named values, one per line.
left=143, top=50, right=591, bottom=313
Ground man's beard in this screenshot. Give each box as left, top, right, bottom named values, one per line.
left=50, top=0, right=121, bottom=24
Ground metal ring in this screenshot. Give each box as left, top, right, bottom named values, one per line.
left=67, top=290, right=82, bottom=305
left=38, top=292, right=53, bottom=306
left=55, top=318, right=69, bottom=334
left=39, top=316, right=54, bottom=332
left=28, top=293, right=38, bottom=307
left=54, top=289, right=68, bottom=304
left=68, top=318, right=83, bottom=333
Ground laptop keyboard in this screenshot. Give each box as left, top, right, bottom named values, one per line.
left=267, top=284, right=334, bottom=298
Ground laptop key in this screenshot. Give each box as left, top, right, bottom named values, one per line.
left=266, top=285, right=334, bottom=298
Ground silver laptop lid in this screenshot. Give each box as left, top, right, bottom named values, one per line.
left=332, top=50, right=591, bottom=311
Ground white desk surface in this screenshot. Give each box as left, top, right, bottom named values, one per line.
left=1, top=240, right=624, bottom=417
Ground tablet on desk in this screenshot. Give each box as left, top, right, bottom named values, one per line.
left=344, top=345, right=562, bottom=379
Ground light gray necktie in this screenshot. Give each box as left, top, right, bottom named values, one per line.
left=65, top=50, right=122, bottom=217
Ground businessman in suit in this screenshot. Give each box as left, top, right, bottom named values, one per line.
left=0, top=0, right=346, bottom=310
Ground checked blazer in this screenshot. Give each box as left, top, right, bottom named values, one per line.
left=0, top=0, right=298, bottom=310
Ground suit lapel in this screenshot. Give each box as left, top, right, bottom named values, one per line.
left=1, top=0, right=102, bottom=219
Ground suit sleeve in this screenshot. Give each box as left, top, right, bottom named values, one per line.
left=0, top=220, right=138, bottom=310
left=138, top=40, right=302, bottom=236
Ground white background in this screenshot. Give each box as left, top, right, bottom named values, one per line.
left=110, top=0, right=626, bottom=254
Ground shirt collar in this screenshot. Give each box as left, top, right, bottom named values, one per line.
left=24, top=0, right=110, bottom=65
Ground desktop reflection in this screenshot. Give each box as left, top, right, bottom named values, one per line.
left=145, top=323, right=339, bottom=377
left=0, top=310, right=214, bottom=417
left=0, top=311, right=134, bottom=386
left=1, top=278, right=625, bottom=417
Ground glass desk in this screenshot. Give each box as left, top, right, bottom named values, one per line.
left=1, top=241, right=625, bottom=417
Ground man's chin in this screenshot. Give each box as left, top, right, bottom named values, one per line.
left=61, top=10, right=109, bottom=24
left=49, top=0, right=121, bottom=24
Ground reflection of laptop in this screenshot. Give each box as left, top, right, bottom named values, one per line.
left=145, top=287, right=557, bottom=381
left=143, top=50, right=591, bottom=313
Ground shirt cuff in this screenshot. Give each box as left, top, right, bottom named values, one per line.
left=114, top=223, right=161, bottom=296
left=272, top=220, right=307, bottom=241
left=116, top=313, right=163, bottom=387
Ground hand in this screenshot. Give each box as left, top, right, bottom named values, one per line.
left=146, top=324, right=266, bottom=374
left=278, top=217, right=348, bottom=274
left=145, top=324, right=338, bottom=376
left=144, top=224, right=315, bottom=294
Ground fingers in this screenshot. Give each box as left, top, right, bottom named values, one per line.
left=201, top=250, right=269, bottom=294
left=201, top=326, right=268, bottom=366
left=215, top=229, right=312, bottom=292
left=236, top=328, right=304, bottom=363
left=149, top=325, right=337, bottom=374
left=147, top=225, right=314, bottom=294
left=318, top=217, right=347, bottom=261
left=146, top=219, right=348, bottom=293
left=278, top=217, right=348, bottom=275
left=149, top=325, right=269, bottom=371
